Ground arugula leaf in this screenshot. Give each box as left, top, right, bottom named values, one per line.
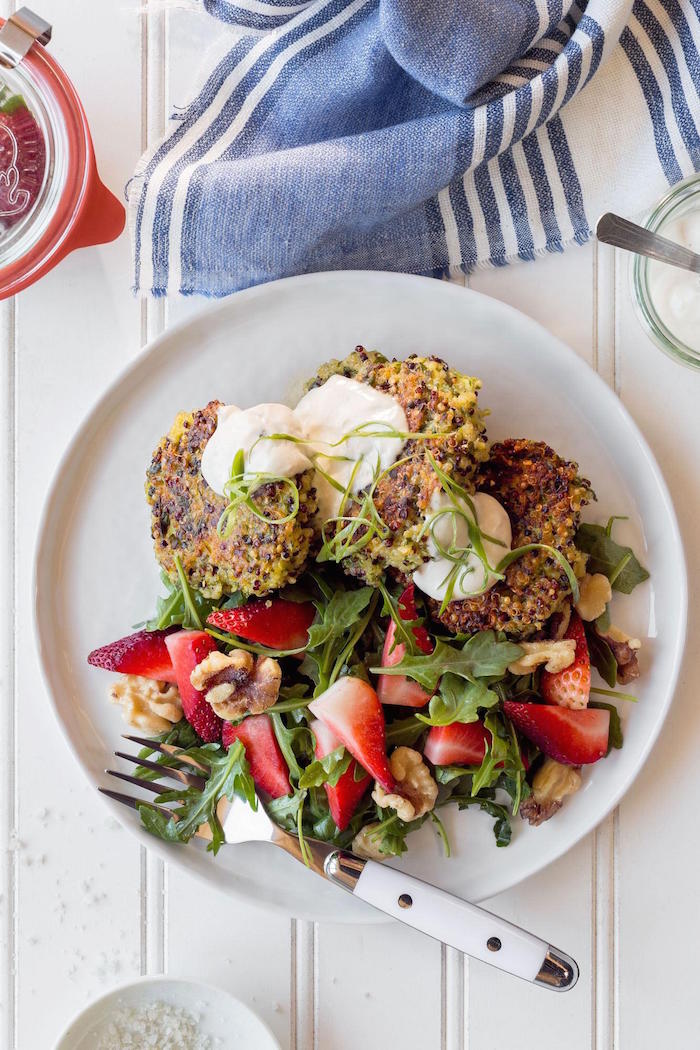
left=575, top=522, right=649, bottom=594
left=585, top=626, right=618, bottom=688
left=270, top=712, right=314, bottom=784
left=470, top=713, right=528, bottom=814
left=384, top=715, right=427, bottom=748
left=138, top=741, right=257, bottom=855
left=143, top=557, right=244, bottom=633
left=435, top=765, right=474, bottom=785
left=363, top=812, right=425, bottom=858
left=303, top=586, right=377, bottom=695
left=371, top=631, right=523, bottom=693
left=446, top=793, right=513, bottom=847
left=298, top=746, right=352, bottom=789
left=590, top=701, right=623, bottom=754
left=144, top=568, right=221, bottom=631
left=266, top=788, right=305, bottom=827
left=306, top=587, right=374, bottom=648
left=417, top=673, right=500, bottom=727
left=134, top=719, right=199, bottom=781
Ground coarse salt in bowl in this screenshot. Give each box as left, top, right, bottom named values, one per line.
left=52, top=976, right=281, bottom=1050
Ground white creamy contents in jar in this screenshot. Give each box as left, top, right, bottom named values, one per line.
left=647, top=212, right=700, bottom=352
left=200, top=403, right=311, bottom=496
left=413, top=490, right=512, bottom=603
left=294, top=374, right=408, bottom=520
left=200, top=375, right=408, bottom=519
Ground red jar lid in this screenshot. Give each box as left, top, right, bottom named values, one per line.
left=0, top=7, right=125, bottom=299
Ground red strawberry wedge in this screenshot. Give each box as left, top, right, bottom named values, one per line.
left=540, top=611, right=591, bottom=709
left=503, top=702, right=609, bottom=765
left=222, top=715, right=291, bottom=798
left=377, top=585, right=433, bottom=708
left=165, top=631, right=221, bottom=743
left=308, top=678, right=395, bottom=792
left=311, top=718, right=370, bottom=831
left=207, top=598, right=315, bottom=650
left=423, top=721, right=490, bottom=766
left=87, top=628, right=177, bottom=684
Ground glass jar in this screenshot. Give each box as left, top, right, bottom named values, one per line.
left=0, top=7, right=124, bottom=299
left=631, top=173, right=700, bottom=370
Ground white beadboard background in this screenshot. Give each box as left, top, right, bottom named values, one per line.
left=1, top=2, right=699, bottom=1047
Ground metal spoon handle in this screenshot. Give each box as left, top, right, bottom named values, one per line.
left=596, top=212, right=700, bottom=273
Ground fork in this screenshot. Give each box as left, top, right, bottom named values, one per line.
left=101, top=735, right=578, bottom=990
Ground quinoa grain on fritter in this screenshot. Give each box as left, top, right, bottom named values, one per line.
left=146, top=401, right=317, bottom=599
left=315, top=348, right=489, bottom=585
left=433, top=438, right=592, bottom=639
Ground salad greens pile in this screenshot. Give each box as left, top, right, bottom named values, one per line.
left=134, top=512, right=647, bottom=862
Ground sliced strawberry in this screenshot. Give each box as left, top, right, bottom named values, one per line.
left=207, top=598, right=315, bottom=650
left=308, top=678, right=395, bottom=792
left=222, top=715, right=291, bottom=798
left=165, top=630, right=221, bottom=743
left=311, top=718, right=370, bottom=831
left=541, top=611, right=591, bottom=709
left=377, top=585, right=433, bottom=708
left=503, top=701, right=609, bottom=765
left=423, top=721, right=490, bottom=766
left=0, top=106, right=45, bottom=229
left=88, top=628, right=177, bottom=683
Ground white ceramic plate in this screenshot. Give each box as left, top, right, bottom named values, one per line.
left=35, top=271, right=686, bottom=923
left=53, top=976, right=280, bottom=1049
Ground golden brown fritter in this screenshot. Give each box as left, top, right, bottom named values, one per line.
left=146, top=401, right=317, bottom=599
left=316, top=348, right=489, bottom=585
left=433, top=439, right=592, bottom=638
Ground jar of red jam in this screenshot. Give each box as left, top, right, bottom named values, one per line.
left=0, top=7, right=124, bottom=299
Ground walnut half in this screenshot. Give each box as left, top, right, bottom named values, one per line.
left=190, top=650, right=281, bottom=719
left=372, top=747, right=438, bottom=823
left=351, top=825, right=390, bottom=861
left=520, top=757, right=582, bottom=826
left=508, top=639, right=576, bottom=675
left=110, top=675, right=182, bottom=733
left=597, top=625, right=641, bottom=685
left=575, top=573, right=613, bottom=622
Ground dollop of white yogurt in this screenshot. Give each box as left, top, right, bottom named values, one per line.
left=200, top=403, right=311, bottom=496
left=648, top=212, right=700, bottom=353
left=295, top=374, right=408, bottom=520
left=413, top=490, right=512, bottom=602
left=200, top=374, right=408, bottom=519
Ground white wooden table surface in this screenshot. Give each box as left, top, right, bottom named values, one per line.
left=2, top=3, right=699, bottom=1047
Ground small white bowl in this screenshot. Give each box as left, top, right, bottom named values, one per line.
left=53, top=975, right=281, bottom=1050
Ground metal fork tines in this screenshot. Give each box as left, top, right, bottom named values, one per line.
left=100, top=735, right=209, bottom=816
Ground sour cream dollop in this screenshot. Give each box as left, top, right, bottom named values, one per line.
left=200, top=403, right=311, bottom=496
left=647, top=212, right=700, bottom=353
left=413, top=490, right=512, bottom=602
left=200, top=374, right=408, bottom=519
left=295, top=375, right=408, bottom=520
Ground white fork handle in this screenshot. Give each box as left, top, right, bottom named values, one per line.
left=324, top=851, right=578, bottom=990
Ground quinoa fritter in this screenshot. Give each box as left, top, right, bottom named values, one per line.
left=315, top=348, right=489, bottom=585
left=433, top=439, right=592, bottom=639
left=146, top=401, right=317, bottom=599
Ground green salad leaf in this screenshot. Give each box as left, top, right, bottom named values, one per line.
left=590, top=701, right=624, bottom=754
left=417, top=673, right=501, bottom=727
left=371, top=631, right=523, bottom=692
left=138, top=740, right=256, bottom=855
left=585, top=626, right=618, bottom=688
left=575, top=520, right=649, bottom=594
left=298, top=746, right=352, bottom=789
left=384, top=715, right=427, bottom=748
left=303, top=585, right=377, bottom=695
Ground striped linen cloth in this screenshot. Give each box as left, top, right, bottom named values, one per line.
left=129, top=0, right=700, bottom=297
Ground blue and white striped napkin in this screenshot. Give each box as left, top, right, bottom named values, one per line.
left=129, top=0, right=700, bottom=297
